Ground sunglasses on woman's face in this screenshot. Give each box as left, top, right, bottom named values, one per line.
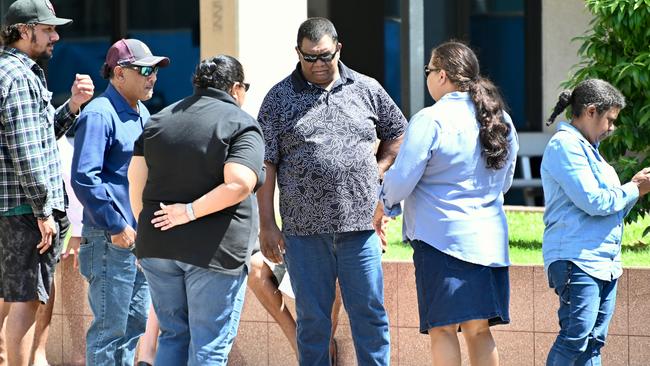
left=126, top=65, right=159, bottom=77
left=424, top=65, right=440, bottom=77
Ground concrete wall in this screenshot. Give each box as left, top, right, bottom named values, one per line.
left=199, top=0, right=307, bottom=118
left=541, top=0, right=591, bottom=132
left=46, top=260, right=650, bottom=365
left=230, top=263, right=650, bottom=365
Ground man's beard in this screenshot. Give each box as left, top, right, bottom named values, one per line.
left=30, top=31, right=53, bottom=63
left=35, top=48, right=52, bottom=63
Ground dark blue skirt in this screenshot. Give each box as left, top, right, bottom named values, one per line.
left=411, top=240, right=510, bottom=334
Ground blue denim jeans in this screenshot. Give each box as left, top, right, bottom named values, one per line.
left=284, top=230, right=390, bottom=366
left=139, top=257, right=247, bottom=366
left=78, top=226, right=149, bottom=366
left=546, top=260, right=618, bottom=366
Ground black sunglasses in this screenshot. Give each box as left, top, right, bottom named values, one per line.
left=239, top=82, right=250, bottom=91
left=424, top=65, right=440, bottom=77
left=298, top=48, right=339, bottom=63
left=126, top=65, right=159, bottom=77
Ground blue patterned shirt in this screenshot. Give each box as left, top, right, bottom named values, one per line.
left=258, top=63, right=407, bottom=235
left=0, top=47, right=77, bottom=217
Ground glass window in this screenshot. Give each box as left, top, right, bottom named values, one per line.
left=42, top=0, right=199, bottom=113
left=127, top=0, right=200, bottom=112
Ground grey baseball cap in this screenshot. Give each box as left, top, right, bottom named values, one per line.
left=4, top=0, right=72, bottom=26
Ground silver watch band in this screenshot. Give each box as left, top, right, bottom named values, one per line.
left=186, top=202, right=196, bottom=221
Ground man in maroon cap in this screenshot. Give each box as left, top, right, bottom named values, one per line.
left=70, top=38, right=168, bottom=366
left=0, top=1, right=94, bottom=365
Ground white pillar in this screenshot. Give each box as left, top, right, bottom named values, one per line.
left=199, top=0, right=308, bottom=117
left=541, top=0, right=591, bottom=131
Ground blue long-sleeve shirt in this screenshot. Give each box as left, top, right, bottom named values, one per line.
left=71, top=84, right=149, bottom=234
left=541, top=122, right=638, bottom=281
left=379, top=92, right=518, bottom=267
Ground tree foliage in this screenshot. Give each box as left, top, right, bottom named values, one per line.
left=565, top=0, right=650, bottom=225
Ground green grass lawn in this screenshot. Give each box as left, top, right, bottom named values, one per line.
left=383, top=211, right=650, bottom=267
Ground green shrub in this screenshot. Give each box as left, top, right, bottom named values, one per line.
left=565, top=0, right=650, bottom=226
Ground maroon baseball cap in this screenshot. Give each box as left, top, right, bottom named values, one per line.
left=104, top=39, right=170, bottom=70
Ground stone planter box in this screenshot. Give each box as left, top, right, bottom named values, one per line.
left=45, top=259, right=650, bottom=365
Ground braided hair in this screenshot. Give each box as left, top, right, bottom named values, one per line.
left=547, top=79, right=625, bottom=126
left=430, top=41, right=511, bottom=169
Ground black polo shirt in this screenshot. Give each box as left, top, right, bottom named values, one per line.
left=134, top=87, right=265, bottom=274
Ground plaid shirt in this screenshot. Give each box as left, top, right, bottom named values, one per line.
left=0, top=47, right=77, bottom=217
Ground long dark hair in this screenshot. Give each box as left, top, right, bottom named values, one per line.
left=430, top=41, right=511, bottom=170
left=547, top=79, right=626, bottom=126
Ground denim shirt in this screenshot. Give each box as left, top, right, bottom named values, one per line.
left=541, top=122, right=639, bottom=281
left=379, top=92, right=518, bottom=267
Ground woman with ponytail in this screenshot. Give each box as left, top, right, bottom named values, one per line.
left=542, top=79, right=650, bottom=365
left=376, top=41, right=518, bottom=365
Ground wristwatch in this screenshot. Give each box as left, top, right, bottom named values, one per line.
left=186, top=202, right=196, bottom=221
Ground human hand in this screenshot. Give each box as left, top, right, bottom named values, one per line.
left=259, top=224, right=285, bottom=264
left=62, top=236, right=81, bottom=269
left=110, top=225, right=136, bottom=249
left=68, top=74, right=94, bottom=114
left=37, top=216, right=58, bottom=254
left=372, top=203, right=390, bottom=250
left=631, top=167, right=650, bottom=196
left=152, top=202, right=190, bottom=231
left=379, top=215, right=390, bottom=253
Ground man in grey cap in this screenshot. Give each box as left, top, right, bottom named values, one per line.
left=70, top=38, right=168, bottom=366
left=0, top=1, right=94, bottom=365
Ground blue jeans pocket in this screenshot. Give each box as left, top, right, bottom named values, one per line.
left=558, top=281, right=571, bottom=305
left=78, top=239, right=93, bottom=281
left=550, top=261, right=573, bottom=305
left=107, top=241, right=134, bottom=252
left=558, top=263, right=573, bottom=305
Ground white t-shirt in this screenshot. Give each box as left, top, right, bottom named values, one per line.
left=57, top=136, right=83, bottom=236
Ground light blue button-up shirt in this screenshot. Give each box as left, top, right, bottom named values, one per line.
left=379, top=92, right=518, bottom=267
left=541, top=122, right=638, bottom=281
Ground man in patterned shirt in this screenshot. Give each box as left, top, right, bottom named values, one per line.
left=0, top=1, right=93, bottom=365
left=257, top=17, right=406, bottom=366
